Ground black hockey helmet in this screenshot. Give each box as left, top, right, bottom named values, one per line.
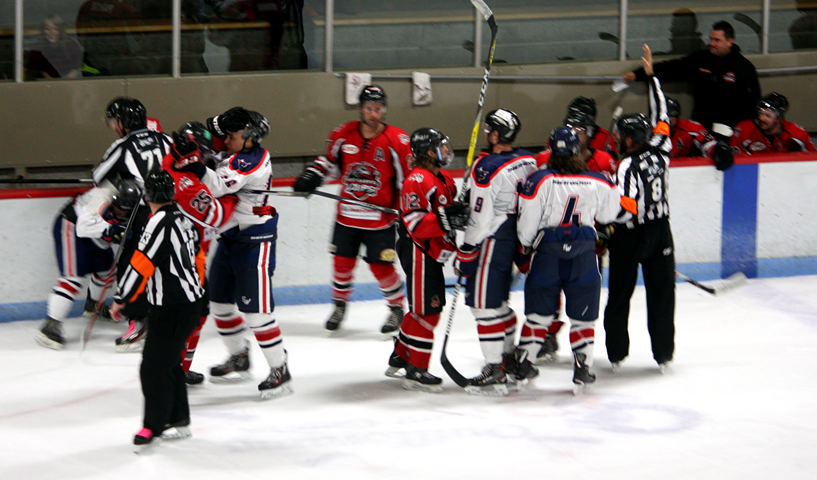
left=105, top=97, right=147, bottom=131
left=359, top=85, right=387, bottom=107
left=410, top=127, right=454, bottom=168
left=617, top=113, right=652, bottom=145
left=144, top=169, right=175, bottom=204
left=243, top=110, right=270, bottom=143
left=111, top=178, right=142, bottom=220
left=549, top=127, right=581, bottom=158
left=756, top=92, right=788, bottom=118
left=666, top=97, right=681, bottom=119
left=172, top=121, right=215, bottom=167
left=567, top=96, right=597, bottom=122
left=564, top=109, right=597, bottom=138
left=484, top=108, right=521, bottom=144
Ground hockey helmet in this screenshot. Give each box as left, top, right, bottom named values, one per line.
left=666, top=97, right=681, bottom=119
left=111, top=179, right=142, bottom=220
left=548, top=127, right=581, bottom=158
left=484, top=108, right=521, bottom=144
left=172, top=122, right=215, bottom=167
left=563, top=109, right=597, bottom=138
left=105, top=97, right=147, bottom=131
left=144, top=169, right=175, bottom=204
left=359, top=85, right=387, bottom=107
left=567, top=96, right=597, bottom=122
left=243, top=111, right=270, bottom=143
left=616, top=113, right=652, bottom=145
left=410, top=127, right=454, bottom=168
left=756, top=92, right=788, bottom=118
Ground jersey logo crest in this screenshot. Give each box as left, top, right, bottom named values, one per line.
left=374, top=147, right=385, bottom=162
left=398, top=133, right=410, bottom=145
left=342, top=144, right=360, bottom=155
left=343, top=163, right=382, bottom=200
left=475, top=166, right=491, bottom=184
left=723, top=72, right=736, bottom=83
left=438, top=194, right=449, bottom=206
left=408, top=173, right=424, bottom=183
left=750, top=141, right=767, bottom=152
left=178, top=176, right=194, bottom=191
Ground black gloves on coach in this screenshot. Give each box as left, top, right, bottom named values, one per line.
left=293, top=167, right=324, bottom=195
left=712, top=141, right=734, bottom=171
left=206, top=107, right=252, bottom=138
left=438, top=201, right=470, bottom=232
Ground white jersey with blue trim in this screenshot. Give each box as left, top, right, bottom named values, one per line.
left=463, top=148, right=538, bottom=247
left=202, top=145, right=274, bottom=232
left=517, top=169, right=621, bottom=249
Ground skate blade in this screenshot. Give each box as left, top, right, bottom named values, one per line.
left=572, top=382, right=588, bottom=396
left=534, top=353, right=557, bottom=365
left=35, top=333, right=64, bottom=350
left=464, top=383, right=510, bottom=397
left=116, top=340, right=145, bottom=353
left=658, top=362, right=670, bottom=374
left=380, top=330, right=399, bottom=341
left=259, top=382, right=294, bottom=400
left=209, top=371, right=252, bottom=383
left=133, top=437, right=161, bottom=454
left=384, top=366, right=405, bottom=378
left=160, top=426, right=192, bottom=441
left=401, top=379, right=443, bottom=393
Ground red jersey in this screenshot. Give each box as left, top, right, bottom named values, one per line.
left=589, top=127, right=617, bottom=155
left=400, top=167, right=458, bottom=264
left=671, top=118, right=716, bottom=157
left=731, top=119, right=817, bottom=155
left=312, top=121, right=412, bottom=230
left=535, top=148, right=617, bottom=180
left=161, top=155, right=238, bottom=255
left=146, top=117, right=163, bottom=133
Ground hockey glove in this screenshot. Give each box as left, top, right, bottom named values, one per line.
left=712, top=141, right=734, bottom=171
left=437, top=201, right=470, bottom=232
left=455, top=244, right=480, bottom=278
left=207, top=107, right=251, bottom=137
left=102, top=219, right=126, bottom=243
left=514, top=244, right=532, bottom=275
left=170, top=131, right=207, bottom=179
left=292, top=167, right=324, bottom=195
left=595, top=223, right=615, bottom=255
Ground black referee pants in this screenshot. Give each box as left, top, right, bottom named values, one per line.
left=603, top=218, right=675, bottom=364
left=140, top=299, right=203, bottom=435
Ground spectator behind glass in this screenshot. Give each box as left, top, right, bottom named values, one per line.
left=26, top=14, right=84, bottom=79
left=622, top=20, right=761, bottom=132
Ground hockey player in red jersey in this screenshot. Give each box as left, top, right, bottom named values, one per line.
left=731, top=92, right=817, bottom=155
left=560, top=96, right=617, bottom=156
left=161, top=122, right=238, bottom=385
left=663, top=97, right=734, bottom=170
left=293, top=85, right=411, bottom=336
left=385, top=127, right=468, bottom=392
left=456, top=109, right=539, bottom=395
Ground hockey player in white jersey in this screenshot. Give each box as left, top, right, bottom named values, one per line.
left=517, top=127, right=620, bottom=393
left=185, top=107, right=292, bottom=399
left=455, top=109, right=539, bottom=395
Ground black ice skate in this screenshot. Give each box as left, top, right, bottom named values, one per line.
left=209, top=346, right=251, bottom=383
left=82, top=296, right=114, bottom=322
left=504, top=348, right=539, bottom=384
left=535, top=334, right=559, bottom=364
left=402, top=365, right=443, bottom=393
left=35, top=317, right=64, bottom=350
left=258, top=362, right=293, bottom=400
left=464, top=363, right=509, bottom=397
left=133, top=428, right=161, bottom=454
left=384, top=346, right=408, bottom=378
left=325, top=300, right=346, bottom=332
left=380, top=304, right=404, bottom=337
left=184, top=370, right=204, bottom=386
left=572, top=352, right=596, bottom=395
left=115, top=319, right=147, bottom=353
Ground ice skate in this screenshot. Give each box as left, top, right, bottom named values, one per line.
left=209, top=346, right=251, bottom=383
left=464, top=363, right=509, bottom=397
left=504, top=348, right=539, bottom=385
left=610, top=357, right=626, bottom=374
left=535, top=334, right=559, bottom=364
left=385, top=347, right=408, bottom=378
left=572, top=352, right=596, bottom=395
left=133, top=428, right=161, bottom=454
left=258, top=362, right=293, bottom=400
left=82, top=297, right=114, bottom=322
left=380, top=304, right=403, bottom=338
left=658, top=360, right=671, bottom=374
left=160, top=420, right=192, bottom=441
left=325, top=300, right=346, bottom=332
left=184, top=370, right=204, bottom=386
left=402, top=365, right=443, bottom=393
left=115, top=318, right=146, bottom=353
left=35, top=318, right=64, bottom=350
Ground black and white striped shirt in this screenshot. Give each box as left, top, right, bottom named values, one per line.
left=615, top=75, right=673, bottom=228
left=116, top=204, right=204, bottom=306
left=93, top=128, right=172, bottom=186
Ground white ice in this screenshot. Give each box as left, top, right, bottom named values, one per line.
left=2, top=276, right=817, bottom=480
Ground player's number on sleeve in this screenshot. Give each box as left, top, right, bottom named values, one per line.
left=190, top=190, right=213, bottom=214
left=474, top=197, right=484, bottom=213
left=403, top=192, right=420, bottom=211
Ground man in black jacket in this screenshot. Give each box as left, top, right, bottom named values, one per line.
left=622, top=20, right=760, bottom=132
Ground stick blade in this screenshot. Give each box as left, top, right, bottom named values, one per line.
left=713, top=272, right=748, bottom=295
left=469, top=0, right=494, bottom=20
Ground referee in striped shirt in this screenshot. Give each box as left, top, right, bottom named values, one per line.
left=111, top=169, right=205, bottom=451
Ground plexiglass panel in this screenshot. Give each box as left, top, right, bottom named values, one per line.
left=771, top=0, right=816, bottom=52
left=0, top=0, right=13, bottom=81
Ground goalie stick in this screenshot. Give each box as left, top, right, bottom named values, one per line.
left=675, top=271, right=747, bottom=295
left=249, top=189, right=399, bottom=215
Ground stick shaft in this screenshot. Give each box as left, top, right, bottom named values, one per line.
left=249, top=189, right=400, bottom=215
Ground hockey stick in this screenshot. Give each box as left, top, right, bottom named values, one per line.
left=0, top=178, right=94, bottom=184
left=440, top=276, right=470, bottom=387
left=675, top=271, right=747, bottom=295
left=465, top=0, right=498, bottom=169
left=249, top=189, right=400, bottom=215
left=600, top=106, right=624, bottom=153
left=80, top=201, right=142, bottom=351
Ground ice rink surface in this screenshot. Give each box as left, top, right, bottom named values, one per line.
left=2, top=275, right=816, bottom=480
